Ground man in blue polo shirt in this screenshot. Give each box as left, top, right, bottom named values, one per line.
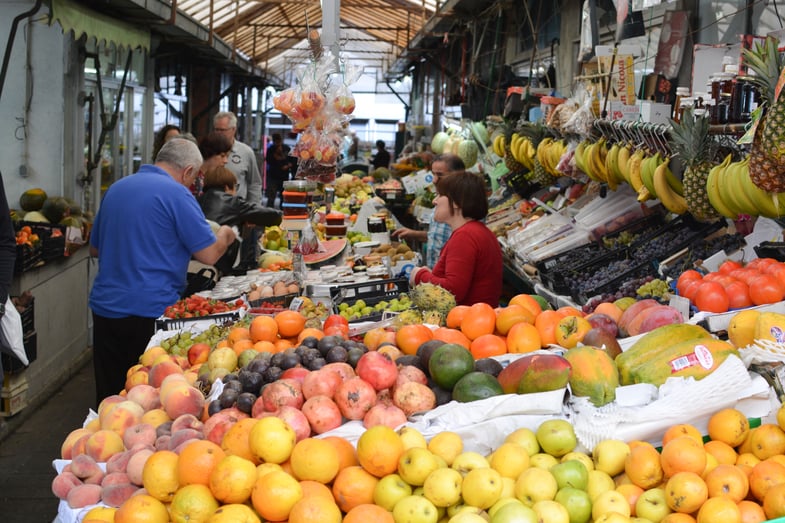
left=89, top=138, right=236, bottom=402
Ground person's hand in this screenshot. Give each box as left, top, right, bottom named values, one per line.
left=391, top=227, right=414, bottom=239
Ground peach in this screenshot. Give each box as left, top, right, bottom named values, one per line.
left=156, top=421, right=173, bottom=438
left=126, top=448, right=154, bottom=486
left=184, top=370, right=199, bottom=386
left=85, top=417, right=100, bottom=432
left=187, top=342, right=210, bottom=366
left=124, top=369, right=150, bottom=393
left=168, top=428, right=204, bottom=452
left=106, top=449, right=134, bottom=474
left=139, top=346, right=167, bottom=367
left=51, top=471, right=82, bottom=499
left=140, top=408, right=170, bottom=428
left=97, top=394, right=126, bottom=417
left=155, top=435, right=171, bottom=451
left=85, top=429, right=125, bottom=463
left=122, top=423, right=157, bottom=450
left=71, top=433, right=93, bottom=458
left=83, top=468, right=105, bottom=485
left=171, top=413, right=204, bottom=433
left=159, top=374, right=189, bottom=405
left=172, top=355, right=190, bottom=370
left=99, top=400, right=144, bottom=434
left=149, top=359, right=184, bottom=388
left=101, top=483, right=140, bottom=508
left=163, top=385, right=205, bottom=420
left=126, top=384, right=161, bottom=412
left=70, top=454, right=102, bottom=480
left=61, top=428, right=94, bottom=459
left=66, top=483, right=103, bottom=509
left=101, top=471, right=131, bottom=487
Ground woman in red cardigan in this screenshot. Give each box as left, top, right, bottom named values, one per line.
left=409, top=171, right=503, bottom=306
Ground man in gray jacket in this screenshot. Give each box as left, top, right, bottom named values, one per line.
left=213, top=111, right=263, bottom=204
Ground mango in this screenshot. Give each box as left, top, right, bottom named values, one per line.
left=564, top=346, right=619, bottom=407
left=497, top=353, right=570, bottom=394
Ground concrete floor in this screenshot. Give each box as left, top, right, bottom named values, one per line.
left=0, top=359, right=94, bottom=523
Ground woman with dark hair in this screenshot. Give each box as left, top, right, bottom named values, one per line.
left=408, top=171, right=502, bottom=307
left=152, top=124, right=181, bottom=161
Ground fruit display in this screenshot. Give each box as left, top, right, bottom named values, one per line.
left=162, top=296, right=246, bottom=320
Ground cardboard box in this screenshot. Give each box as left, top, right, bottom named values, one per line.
left=639, top=101, right=672, bottom=124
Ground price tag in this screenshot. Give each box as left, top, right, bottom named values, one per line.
left=289, top=297, right=305, bottom=311
left=669, top=294, right=691, bottom=319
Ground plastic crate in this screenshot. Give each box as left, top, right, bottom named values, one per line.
left=330, top=278, right=409, bottom=322
left=1, top=331, right=37, bottom=375
left=155, top=310, right=243, bottom=331
left=571, top=257, right=655, bottom=303
left=248, top=292, right=299, bottom=313
left=18, top=221, right=67, bottom=262
left=17, top=297, right=34, bottom=334
left=754, top=241, right=785, bottom=262
left=14, top=243, right=42, bottom=274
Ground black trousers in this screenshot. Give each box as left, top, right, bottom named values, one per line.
left=92, top=312, right=155, bottom=406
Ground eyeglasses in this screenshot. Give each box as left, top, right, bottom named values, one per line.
left=214, top=127, right=234, bottom=133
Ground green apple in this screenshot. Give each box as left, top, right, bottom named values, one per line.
left=488, top=497, right=523, bottom=519
left=592, top=439, right=631, bottom=477
left=561, top=451, right=594, bottom=472
left=398, top=426, right=428, bottom=449
left=592, top=490, right=631, bottom=520
left=422, top=467, right=463, bottom=508
left=504, top=428, right=540, bottom=456
left=514, top=467, right=558, bottom=507
left=392, top=494, right=439, bottom=523
left=399, top=447, right=441, bottom=487
left=374, top=473, right=413, bottom=512
left=554, top=487, right=592, bottom=523
left=451, top=451, right=490, bottom=476
left=491, top=501, right=537, bottom=523
left=550, top=460, right=589, bottom=491
left=237, top=349, right=259, bottom=368
left=635, top=487, right=671, bottom=523
left=529, top=453, right=560, bottom=470
left=586, top=470, right=617, bottom=502
left=461, top=467, right=504, bottom=509
left=536, top=419, right=577, bottom=458
left=532, top=500, right=570, bottom=523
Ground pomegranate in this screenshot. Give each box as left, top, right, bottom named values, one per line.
left=301, top=368, right=343, bottom=400
left=363, top=402, right=408, bottom=429
left=393, top=382, right=436, bottom=417
left=301, top=395, right=343, bottom=434
left=261, top=378, right=304, bottom=412
left=334, top=376, right=377, bottom=420
left=355, top=351, right=398, bottom=391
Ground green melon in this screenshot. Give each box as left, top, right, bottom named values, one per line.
left=451, top=371, right=504, bottom=402
left=23, top=211, right=49, bottom=223
left=431, top=131, right=450, bottom=154
left=41, top=197, right=70, bottom=224
left=457, top=140, right=479, bottom=169
left=19, top=188, right=47, bottom=212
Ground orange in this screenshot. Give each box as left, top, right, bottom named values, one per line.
left=625, top=443, right=664, bottom=489
left=749, top=423, right=785, bottom=460
left=273, top=338, right=295, bottom=352
left=738, top=499, right=767, bottom=523
left=704, top=440, right=739, bottom=466
left=446, top=305, right=471, bottom=329
left=343, top=504, right=395, bottom=523
left=114, top=494, right=170, bottom=523
left=231, top=338, right=254, bottom=356
left=81, top=506, right=117, bottom=522
left=661, top=436, right=707, bottom=478
left=554, top=315, right=591, bottom=349
left=289, top=437, right=340, bottom=483
left=288, top=495, right=342, bottom=523
left=142, top=449, right=180, bottom=502
left=697, top=496, right=742, bottom=523
left=505, top=321, right=541, bottom=353
left=661, top=514, right=697, bottom=523
left=738, top=428, right=757, bottom=455
left=737, top=452, right=761, bottom=468
left=275, top=310, right=307, bottom=338
left=220, top=417, right=259, bottom=463
left=209, top=454, right=258, bottom=504
left=299, top=480, right=334, bottom=500
left=469, top=333, right=508, bottom=359
left=616, top=483, right=643, bottom=516
left=169, top=484, right=220, bottom=523
left=395, top=324, right=433, bottom=356
left=557, top=305, right=583, bottom=317
left=703, top=463, right=749, bottom=502
left=250, top=469, right=303, bottom=522
left=249, top=315, right=278, bottom=343
left=356, top=425, right=405, bottom=477
left=749, top=459, right=785, bottom=502
left=460, top=302, right=497, bottom=340
left=431, top=327, right=471, bottom=349
left=207, top=504, right=261, bottom=523
left=253, top=340, right=276, bottom=353
left=535, top=310, right=564, bottom=347
left=297, top=327, right=324, bottom=343
left=495, top=304, right=536, bottom=335
left=215, top=339, right=231, bottom=349
left=332, top=465, right=380, bottom=513
left=321, top=435, right=358, bottom=470
left=228, top=326, right=252, bottom=345
left=178, top=439, right=227, bottom=486
left=665, top=471, right=708, bottom=513
left=508, top=293, right=543, bottom=319
left=662, top=423, right=704, bottom=446
left=708, top=408, right=750, bottom=447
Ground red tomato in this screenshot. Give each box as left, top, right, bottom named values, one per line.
left=681, top=279, right=704, bottom=302
left=676, top=270, right=703, bottom=295
left=728, top=268, right=761, bottom=285
left=724, top=280, right=753, bottom=309
left=718, top=259, right=743, bottom=275
left=693, top=281, right=730, bottom=313
left=749, top=274, right=785, bottom=306
left=747, top=258, right=780, bottom=271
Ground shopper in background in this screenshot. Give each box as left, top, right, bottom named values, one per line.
left=265, top=133, right=293, bottom=208
left=200, top=165, right=282, bottom=273
left=197, top=131, right=233, bottom=197
left=371, top=139, right=391, bottom=170
left=391, top=154, right=464, bottom=267
left=151, top=124, right=181, bottom=162
left=408, top=171, right=502, bottom=307
left=89, top=138, right=236, bottom=403
left=213, top=111, right=263, bottom=205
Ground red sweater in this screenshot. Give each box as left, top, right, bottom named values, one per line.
left=413, top=220, right=503, bottom=306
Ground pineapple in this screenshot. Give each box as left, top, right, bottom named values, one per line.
left=743, top=36, right=785, bottom=192
left=668, top=107, right=720, bottom=222
left=517, top=122, right=555, bottom=186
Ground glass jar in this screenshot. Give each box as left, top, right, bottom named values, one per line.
left=673, top=87, right=691, bottom=121
left=739, top=77, right=758, bottom=121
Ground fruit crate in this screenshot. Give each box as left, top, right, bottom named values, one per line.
left=14, top=243, right=42, bottom=274
left=594, top=213, right=666, bottom=251
left=248, top=292, right=299, bottom=314
left=329, top=277, right=409, bottom=323
left=16, top=297, right=34, bottom=334
left=627, top=215, right=725, bottom=263
left=539, top=249, right=619, bottom=296
left=571, top=255, right=656, bottom=304
left=0, top=377, right=28, bottom=417
left=17, top=221, right=67, bottom=262
left=155, top=310, right=243, bottom=331
left=754, top=241, right=785, bottom=262
left=1, top=330, right=37, bottom=375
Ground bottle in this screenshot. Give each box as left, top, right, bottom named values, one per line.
left=673, top=87, right=691, bottom=121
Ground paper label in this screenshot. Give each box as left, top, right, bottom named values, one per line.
left=289, top=297, right=305, bottom=311
left=669, top=344, right=714, bottom=373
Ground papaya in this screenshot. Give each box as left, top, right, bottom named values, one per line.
left=629, top=338, right=738, bottom=386
left=19, top=188, right=47, bottom=212
left=728, top=309, right=761, bottom=348
left=497, top=353, right=571, bottom=394
left=563, top=346, right=619, bottom=407
left=616, top=323, right=712, bottom=385
left=451, top=372, right=503, bottom=402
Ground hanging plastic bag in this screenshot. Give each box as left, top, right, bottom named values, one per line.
left=0, top=296, right=27, bottom=367
left=293, top=219, right=321, bottom=255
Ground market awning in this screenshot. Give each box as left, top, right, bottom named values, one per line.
left=49, top=0, right=150, bottom=52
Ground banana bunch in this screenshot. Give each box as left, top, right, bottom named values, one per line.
left=579, top=138, right=610, bottom=183
left=706, top=155, right=785, bottom=219
left=491, top=134, right=506, bottom=157
left=536, top=138, right=567, bottom=177
left=603, top=142, right=632, bottom=190
left=511, top=133, right=536, bottom=171
left=651, top=157, right=688, bottom=214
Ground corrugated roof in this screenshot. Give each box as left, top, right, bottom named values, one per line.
left=175, top=0, right=439, bottom=85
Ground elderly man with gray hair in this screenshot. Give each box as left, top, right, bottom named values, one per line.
left=89, top=138, right=236, bottom=403
left=213, top=111, right=263, bottom=204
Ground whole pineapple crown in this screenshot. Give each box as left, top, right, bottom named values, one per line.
left=668, top=107, right=715, bottom=167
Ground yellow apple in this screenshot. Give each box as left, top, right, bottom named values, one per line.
left=592, top=490, right=631, bottom=520
left=399, top=447, right=441, bottom=486
left=461, top=467, right=504, bottom=509
left=634, top=487, right=671, bottom=523
left=561, top=451, right=594, bottom=472
left=399, top=426, right=428, bottom=450
left=490, top=442, right=530, bottom=479
left=423, top=467, right=463, bottom=508
left=504, top=428, right=540, bottom=456
left=490, top=501, right=538, bottom=523
left=451, top=451, right=490, bottom=476
left=488, top=497, right=523, bottom=519
left=374, top=473, right=413, bottom=512
left=532, top=500, right=570, bottom=523
left=592, top=439, right=631, bottom=477
left=535, top=419, right=577, bottom=458
left=392, top=494, right=439, bottom=523
left=514, top=467, right=558, bottom=507
left=594, top=512, right=632, bottom=523
left=587, top=469, right=617, bottom=502
left=529, top=453, right=559, bottom=470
